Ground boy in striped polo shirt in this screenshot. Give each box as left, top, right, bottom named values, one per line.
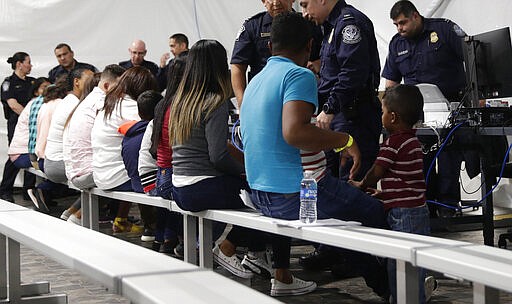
left=350, top=84, right=433, bottom=303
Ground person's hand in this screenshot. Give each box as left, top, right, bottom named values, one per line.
left=315, top=111, right=334, bottom=130
left=348, top=179, right=363, bottom=189
left=341, top=140, right=361, bottom=180
left=160, top=53, right=170, bottom=68
left=365, top=187, right=381, bottom=197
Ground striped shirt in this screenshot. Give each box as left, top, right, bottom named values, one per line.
left=301, top=150, right=327, bottom=182
left=374, top=129, right=426, bottom=210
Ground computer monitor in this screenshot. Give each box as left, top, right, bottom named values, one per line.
left=462, top=27, right=512, bottom=107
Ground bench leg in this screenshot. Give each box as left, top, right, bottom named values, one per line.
left=396, top=260, right=419, bottom=304
left=183, top=215, right=197, bottom=265
left=1, top=238, right=67, bottom=304
left=7, top=238, right=21, bottom=303
left=0, top=235, right=6, bottom=299
left=83, top=192, right=99, bottom=231
left=473, top=283, right=499, bottom=304
left=199, top=218, right=213, bottom=269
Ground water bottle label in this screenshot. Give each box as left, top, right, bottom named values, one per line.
left=300, top=189, right=317, bottom=200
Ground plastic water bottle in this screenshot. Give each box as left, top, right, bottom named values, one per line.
left=299, top=171, right=317, bottom=224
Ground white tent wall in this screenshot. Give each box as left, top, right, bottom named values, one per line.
left=0, top=0, right=511, bottom=188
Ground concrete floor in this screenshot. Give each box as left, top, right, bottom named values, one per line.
left=11, top=191, right=512, bottom=303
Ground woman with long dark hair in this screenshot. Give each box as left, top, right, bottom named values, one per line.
left=92, top=66, right=158, bottom=232
left=170, top=40, right=268, bottom=278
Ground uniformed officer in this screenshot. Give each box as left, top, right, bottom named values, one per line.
left=157, top=33, right=189, bottom=92
left=231, top=0, right=322, bottom=107
left=48, top=43, right=97, bottom=83
left=297, top=0, right=386, bottom=282
left=119, top=39, right=159, bottom=77
left=0, top=52, right=35, bottom=202
left=301, top=0, right=382, bottom=181
left=382, top=0, right=478, bottom=218
left=382, top=0, right=465, bottom=101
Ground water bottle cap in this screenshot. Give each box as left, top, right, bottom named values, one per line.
left=303, top=171, right=313, bottom=179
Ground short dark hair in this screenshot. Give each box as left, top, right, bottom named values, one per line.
left=101, top=64, right=126, bottom=82
left=31, top=77, right=50, bottom=97
left=137, top=90, right=162, bottom=121
left=170, top=33, right=189, bottom=48
left=55, top=43, right=72, bottom=52
left=7, top=52, right=29, bottom=70
left=382, top=84, right=424, bottom=127
left=271, top=12, right=312, bottom=54
left=390, top=0, right=419, bottom=19
left=68, top=68, right=92, bottom=91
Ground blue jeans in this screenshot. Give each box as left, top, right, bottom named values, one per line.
left=251, top=174, right=386, bottom=228
left=156, top=167, right=173, bottom=200
left=13, top=153, right=32, bottom=168
left=155, top=167, right=181, bottom=242
left=172, top=175, right=266, bottom=252
left=250, top=174, right=389, bottom=295
left=387, top=204, right=430, bottom=304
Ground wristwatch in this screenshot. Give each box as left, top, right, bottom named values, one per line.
left=322, top=103, right=335, bottom=114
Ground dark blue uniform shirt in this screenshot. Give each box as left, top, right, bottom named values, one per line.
left=119, top=59, right=159, bottom=77
left=382, top=18, right=466, bottom=101
left=231, top=11, right=322, bottom=81
left=318, top=0, right=380, bottom=114
left=48, top=60, right=97, bottom=83
left=1, top=73, right=35, bottom=141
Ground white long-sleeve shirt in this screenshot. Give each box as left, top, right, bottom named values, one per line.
left=63, top=86, right=105, bottom=181
left=92, top=95, right=140, bottom=189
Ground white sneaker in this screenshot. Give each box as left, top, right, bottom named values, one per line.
left=67, top=214, right=82, bottom=225
left=424, top=275, right=438, bottom=302
left=60, top=209, right=72, bottom=220
left=212, top=245, right=253, bottom=279
left=270, top=276, right=316, bottom=297
left=241, top=250, right=273, bottom=279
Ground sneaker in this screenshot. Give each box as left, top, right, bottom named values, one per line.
left=270, top=276, right=317, bottom=297
left=241, top=250, right=273, bottom=279
left=160, top=239, right=178, bottom=254
left=212, top=245, right=253, bottom=279
left=152, top=241, right=162, bottom=252
left=424, top=276, right=438, bottom=302
left=140, top=228, right=156, bottom=242
left=27, top=188, right=49, bottom=213
left=60, top=209, right=73, bottom=221
left=67, top=214, right=82, bottom=225
left=112, top=217, right=144, bottom=234
left=174, top=242, right=184, bottom=258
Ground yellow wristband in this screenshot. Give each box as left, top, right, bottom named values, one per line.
left=333, top=135, right=353, bottom=153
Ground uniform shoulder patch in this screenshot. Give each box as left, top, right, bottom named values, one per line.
left=235, top=24, right=246, bottom=41
left=452, top=24, right=466, bottom=37
left=2, top=81, right=9, bottom=92
left=341, top=24, right=361, bottom=44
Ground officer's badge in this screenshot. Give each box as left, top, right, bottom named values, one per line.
left=342, top=25, right=361, bottom=44
left=453, top=24, right=466, bottom=37
left=2, top=81, right=9, bottom=92
left=235, top=25, right=245, bottom=41
left=430, top=32, right=439, bottom=43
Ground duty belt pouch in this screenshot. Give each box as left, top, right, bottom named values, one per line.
left=341, top=100, right=358, bottom=120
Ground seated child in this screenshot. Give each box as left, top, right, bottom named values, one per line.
left=350, top=84, right=435, bottom=304
left=119, top=90, right=161, bottom=241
